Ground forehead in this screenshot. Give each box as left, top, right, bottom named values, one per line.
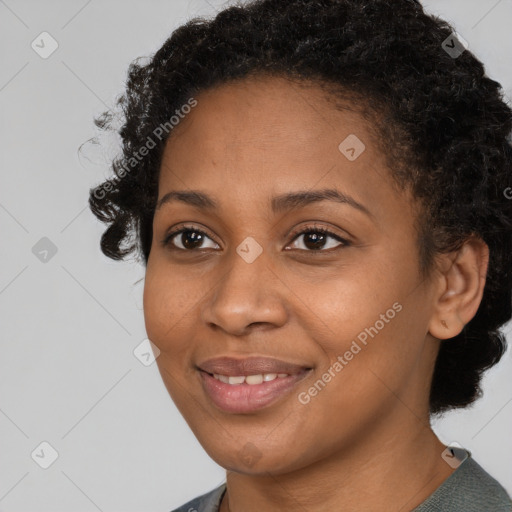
left=165, top=75, right=379, bottom=156
left=158, top=75, right=402, bottom=218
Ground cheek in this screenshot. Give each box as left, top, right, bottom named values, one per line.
left=142, top=259, right=195, bottom=352
left=298, top=257, right=427, bottom=391
left=294, top=260, right=403, bottom=349
left=143, top=275, right=168, bottom=344
left=292, top=304, right=422, bottom=447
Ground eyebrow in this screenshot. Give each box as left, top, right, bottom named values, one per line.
left=155, top=188, right=372, bottom=218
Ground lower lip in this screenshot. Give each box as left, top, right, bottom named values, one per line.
left=199, top=370, right=311, bottom=413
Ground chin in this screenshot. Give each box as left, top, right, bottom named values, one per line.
left=198, top=436, right=314, bottom=476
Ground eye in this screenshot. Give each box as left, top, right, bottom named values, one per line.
left=162, top=226, right=219, bottom=251
left=161, top=223, right=350, bottom=253
left=286, top=224, right=350, bottom=253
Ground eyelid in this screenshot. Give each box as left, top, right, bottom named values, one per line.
left=162, top=222, right=351, bottom=252
left=163, top=223, right=220, bottom=249
left=287, top=223, right=351, bottom=245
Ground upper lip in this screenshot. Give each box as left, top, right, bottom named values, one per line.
left=197, top=356, right=311, bottom=376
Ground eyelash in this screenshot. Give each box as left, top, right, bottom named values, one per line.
left=161, top=223, right=351, bottom=255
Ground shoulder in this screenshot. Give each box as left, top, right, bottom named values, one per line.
left=169, top=483, right=226, bottom=512
left=413, top=448, right=512, bottom=512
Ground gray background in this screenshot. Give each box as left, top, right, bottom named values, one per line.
left=0, top=0, right=511, bottom=510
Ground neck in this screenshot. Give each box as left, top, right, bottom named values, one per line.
left=220, top=415, right=455, bottom=512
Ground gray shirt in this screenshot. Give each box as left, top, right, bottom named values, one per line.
left=170, top=450, right=512, bottom=511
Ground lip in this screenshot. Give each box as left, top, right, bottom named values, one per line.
left=199, top=369, right=311, bottom=413
left=197, top=356, right=313, bottom=414
left=197, top=356, right=310, bottom=376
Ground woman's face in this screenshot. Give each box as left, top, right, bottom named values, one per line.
left=143, top=76, right=441, bottom=474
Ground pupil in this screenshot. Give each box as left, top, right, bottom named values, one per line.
left=182, top=231, right=204, bottom=249
left=179, top=231, right=327, bottom=250
left=304, top=232, right=326, bottom=250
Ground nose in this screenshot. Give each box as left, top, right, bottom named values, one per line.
left=200, top=246, right=288, bottom=336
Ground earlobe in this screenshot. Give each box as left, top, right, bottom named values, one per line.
left=428, top=237, right=489, bottom=340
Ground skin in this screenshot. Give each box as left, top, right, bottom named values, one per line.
left=143, top=75, right=489, bottom=512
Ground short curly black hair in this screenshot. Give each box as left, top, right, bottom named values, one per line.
left=88, top=0, right=512, bottom=415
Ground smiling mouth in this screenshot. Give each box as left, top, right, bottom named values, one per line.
left=198, top=367, right=312, bottom=414
left=196, top=355, right=313, bottom=413
left=208, top=372, right=291, bottom=385
left=197, top=354, right=311, bottom=375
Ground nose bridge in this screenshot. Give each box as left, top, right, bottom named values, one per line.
left=201, top=238, right=287, bottom=334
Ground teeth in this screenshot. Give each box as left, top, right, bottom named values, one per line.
left=212, top=373, right=289, bottom=385
left=228, top=376, right=245, bottom=385
left=245, top=374, right=263, bottom=385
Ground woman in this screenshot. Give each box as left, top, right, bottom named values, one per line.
left=89, top=0, right=512, bottom=510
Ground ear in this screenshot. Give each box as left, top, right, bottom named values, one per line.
left=428, top=237, right=489, bottom=340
